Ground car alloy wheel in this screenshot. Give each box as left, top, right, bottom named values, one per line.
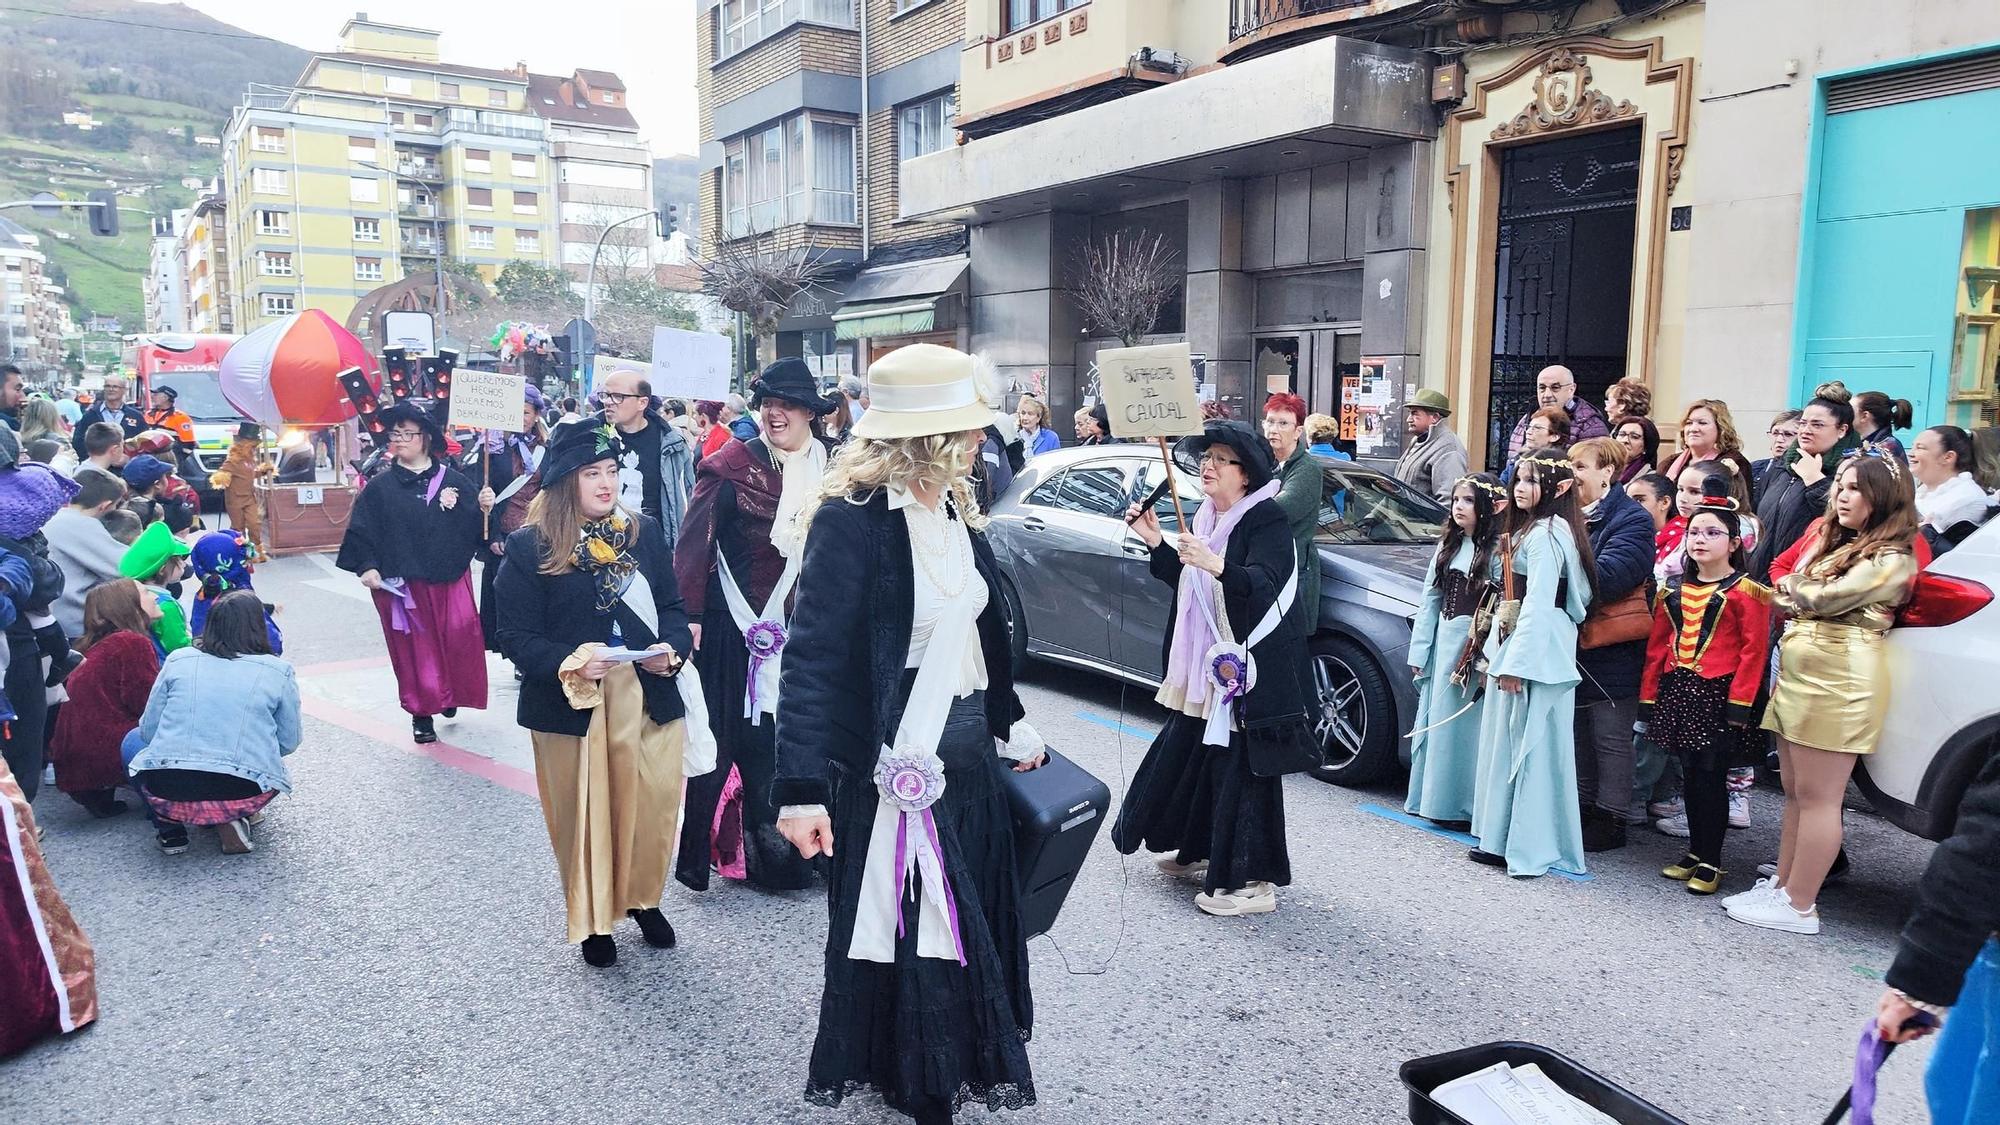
left=1312, top=652, right=1366, bottom=772
left=1307, top=635, right=1398, bottom=786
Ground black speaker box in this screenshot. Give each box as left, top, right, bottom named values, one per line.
left=1002, top=746, right=1109, bottom=940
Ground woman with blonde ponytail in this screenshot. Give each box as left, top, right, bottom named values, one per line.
left=775, top=344, right=1044, bottom=1124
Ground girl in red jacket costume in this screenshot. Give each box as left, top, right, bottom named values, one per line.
left=48, top=580, right=161, bottom=816
left=1640, top=477, right=1771, bottom=895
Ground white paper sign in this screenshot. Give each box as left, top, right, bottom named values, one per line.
left=650, top=325, right=731, bottom=401
left=449, top=370, right=527, bottom=432
left=1097, top=342, right=1202, bottom=439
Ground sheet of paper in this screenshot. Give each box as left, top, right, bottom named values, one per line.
left=596, top=646, right=655, bottom=663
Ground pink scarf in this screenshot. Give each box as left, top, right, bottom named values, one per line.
left=1157, top=479, right=1282, bottom=716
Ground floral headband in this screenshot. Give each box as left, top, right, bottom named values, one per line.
left=1455, top=475, right=1506, bottom=499
left=1843, top=444, right=1904, bottom=481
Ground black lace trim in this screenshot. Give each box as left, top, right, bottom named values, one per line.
left=804, top=1079, right=1037, bottom=1114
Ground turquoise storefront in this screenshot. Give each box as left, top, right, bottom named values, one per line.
left=1794, top=46, right=2000, bottom=433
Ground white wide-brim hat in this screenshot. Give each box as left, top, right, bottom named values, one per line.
left=851, top=343, right=995, bottom=441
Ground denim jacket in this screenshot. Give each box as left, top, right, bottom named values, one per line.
left=126, top=648, right=302, bottom=793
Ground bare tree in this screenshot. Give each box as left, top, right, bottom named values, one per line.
left=564, top=191, right=654, bottom=284
left=696, top=232, right=834, bottom=340
left=1071, top=231, right=1182, bottom=348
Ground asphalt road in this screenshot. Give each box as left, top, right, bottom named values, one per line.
left=2, top=553, right=1942, bottom=1124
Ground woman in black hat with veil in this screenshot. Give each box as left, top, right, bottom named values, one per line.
left=1111, top=420, right=1317, bottom=917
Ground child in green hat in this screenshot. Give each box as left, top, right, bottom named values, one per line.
left=119, top=522, right=192, bottom=658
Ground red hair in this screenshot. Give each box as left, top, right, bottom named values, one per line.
left=1263, top=393, right=1307, bottom=425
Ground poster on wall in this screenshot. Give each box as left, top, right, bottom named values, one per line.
left=1357, top=355, right=1406, bottom=459
left=1340, top=375, right=1361, bottom=442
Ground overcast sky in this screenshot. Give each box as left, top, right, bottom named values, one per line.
left=163, top=0, right=700, bottom=156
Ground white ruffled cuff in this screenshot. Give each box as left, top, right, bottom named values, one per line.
left=778, top=804, right=828, bottom=820
left=997, top=720, right=1045, bottom=763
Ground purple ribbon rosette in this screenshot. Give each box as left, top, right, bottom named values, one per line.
left=873, top=749, right=966, bottom=964
left=1199, top=641, right=1256, bottom=747
left=742, top=617, right=787, bottom=713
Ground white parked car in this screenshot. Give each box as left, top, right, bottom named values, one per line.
left=1865, top=517, right=2000, bottom=840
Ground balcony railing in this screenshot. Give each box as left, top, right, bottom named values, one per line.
left=1229, top=0, right=1377, bottom=40
left=396, top=159, right=441, bottom=180
left=398, top=202, right=441, bottom=220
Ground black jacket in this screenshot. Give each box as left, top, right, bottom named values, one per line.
left=1886, top=747, right=2000, bottom=1005
left=335, top=461, right=483, bottom=584
left=1577, top=483, right=1654, bottom=702
left=1748, top=466, right=1829, bottom=582
left=773, top=491, right=1024, bottom=809
left=1148, top=497, right=1317, bottom=776
left=69, top=403, right=146, bottom=456
left=493, top=515, right=692, bottom=737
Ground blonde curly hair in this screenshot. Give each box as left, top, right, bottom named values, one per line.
left=802, top=431, right=989, bottom=539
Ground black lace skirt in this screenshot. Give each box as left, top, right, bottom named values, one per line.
left=1110, top=714, right=1292, bottom=894
left=807, top=686, right=1036, bottom=1118
left=676, top=605, right=818, bottom=891
left=1652, top=668, right=1764, bottom=771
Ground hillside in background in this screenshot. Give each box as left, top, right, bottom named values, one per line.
left=0, top=1, right=309, bottom=328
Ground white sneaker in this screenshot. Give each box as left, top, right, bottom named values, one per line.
left=1728, top=790, right=1751, bottom=829
left=216, top=819, right=255, bottom=855
left=1726, top=889, right=1819, bottom=934
left=1155, top=856, right=1208, bottom=881
left=1653, top=814, right=1690, bottom=838
left=1195, top=883, right=1276, bottom=917
left=1756, top=861, right=1777, bottom=878
left=1647, top=798, right=1684, bottom=819
left=1722, top=877, right=1780, bottom=910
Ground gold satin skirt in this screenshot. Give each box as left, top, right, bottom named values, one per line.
left=1760, top=620, right=1888, bottom=754
left=529, top=663, right=687, bottom=944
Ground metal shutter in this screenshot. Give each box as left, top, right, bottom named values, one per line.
left=1826, top=50, right=2000, bottom=114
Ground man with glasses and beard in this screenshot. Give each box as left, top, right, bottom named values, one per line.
left=599, top=370, right=696, bottom=546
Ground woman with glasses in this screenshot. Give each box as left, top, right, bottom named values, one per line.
left=1748, top=410, right=1803, bottom=496
left=1611, top=416, right=1660, bottom=484
left=1750, top=383, right=1861, bottom=581
left=336, top=404, right=489, bottom=744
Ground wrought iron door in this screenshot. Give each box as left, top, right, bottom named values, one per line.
left=1486, top=126, right=1642, bottom=468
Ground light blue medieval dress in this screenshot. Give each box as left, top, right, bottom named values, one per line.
left=1470, top=518, right=1591, bottom=877
left=1404, top=539, right=1494, bottom=823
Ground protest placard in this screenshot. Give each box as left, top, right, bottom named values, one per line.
left=650, top=325, right=732, bottom=401
left=449, top=370, right=527, bottom=432
left=1096, top=342, right=1202, bottom=440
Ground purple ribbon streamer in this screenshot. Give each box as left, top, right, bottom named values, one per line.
left=890, top=808, right=967, bottom=966
left=1849, top=1013, right=1936, bottom=1123
left=381, top=580, right=418, bottom=634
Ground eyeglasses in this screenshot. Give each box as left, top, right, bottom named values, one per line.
left=1200, top=452, right=1241, bottom=469
left=1535, top=383, right=1572, bottom=394
left=1685, top=527, right=1732, bottom=542
left=598, top=392, right=640, bottom=405
left=1769, top=428, right=1798, bottom=439
left=386, top=428, right=423, bottom=441
left=1797, top=419, right=1837, bottom=432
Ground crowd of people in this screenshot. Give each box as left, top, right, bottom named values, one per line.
left=4, top=347, right=1998, bottom=1121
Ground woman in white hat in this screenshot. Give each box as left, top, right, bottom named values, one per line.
left=775, top=343, right=1045, bottom=1124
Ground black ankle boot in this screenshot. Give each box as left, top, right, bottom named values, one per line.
left=441, top=707, right=458, bottom=718
left=628, top=908, right=676, bottom=949
left=412, top=715, right=437, bottom=744
left=580, top=934, right=617, bottom=967
left=1467, top=848, right=1506, bottom=867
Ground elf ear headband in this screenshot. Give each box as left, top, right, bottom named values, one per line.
left=1517, top=454, right=1573, bottom=473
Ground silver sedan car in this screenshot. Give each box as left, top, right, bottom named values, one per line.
left=985, top=445, right=1447, bottom=786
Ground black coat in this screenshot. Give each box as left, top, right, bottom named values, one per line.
left=69, top=403, right=146, bottom=456
left=1148, top=497, right=1317, bottom=776
left=1577, top=483, right=1654, bottom=702
left=493, top=515, right=692, bottom=737
left=1748, top=465, right=1829, bottom=582
left=1886, top=747, right=2000, bottom=1006
left=335, top=461, right=483, bottom=583
left=773, top=491, right=1025, bottom=810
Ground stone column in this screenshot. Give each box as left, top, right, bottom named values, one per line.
left=969, top=211, right=1087, bottom=423
left=1360, top=139, right=1431, bottom=470
left=1186, top=179, right=1254, bottom=420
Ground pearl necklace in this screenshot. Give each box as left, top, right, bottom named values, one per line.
left=908, top=500, right=970, bottom=600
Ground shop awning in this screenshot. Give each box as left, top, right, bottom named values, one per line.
left=831, top=256, right=967, bottom=340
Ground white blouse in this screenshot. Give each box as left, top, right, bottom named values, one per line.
left=893, top=485, right=989, bottom=696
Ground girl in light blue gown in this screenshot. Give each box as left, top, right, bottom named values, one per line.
left=1470, top=447, right=1596, bottom=878
left=1405, top=474, right=1505, bottom=825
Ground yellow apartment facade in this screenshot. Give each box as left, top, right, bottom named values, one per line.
left=181, top=191, right=233, bottom=335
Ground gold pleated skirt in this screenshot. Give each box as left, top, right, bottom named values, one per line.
left=1760, top=620, right=1888, bottom=754
left=529, top=663, right=687, bottom=944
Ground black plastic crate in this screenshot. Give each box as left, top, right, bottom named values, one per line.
left=1400, top=1040, right=1689, bottom=1125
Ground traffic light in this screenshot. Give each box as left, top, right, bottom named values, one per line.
left=86, top=189, right=118, bottom=238
left=656, top=204, right=677, bottom=240
left=548, top=335, right=573, bottom=389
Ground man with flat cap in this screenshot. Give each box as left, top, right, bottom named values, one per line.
left=1394, top=389, right=1470, bottom=502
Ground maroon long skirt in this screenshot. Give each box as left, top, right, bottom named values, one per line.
left=370, top=573, right=488, bottom=718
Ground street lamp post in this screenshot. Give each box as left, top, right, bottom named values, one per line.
left=580, top=208, right=658, bottom=391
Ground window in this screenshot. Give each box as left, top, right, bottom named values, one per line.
left=600, top=91, right=620, bottom=105
left=514, top=229, right=540, bottom=254
left=348, top=136, right=376, bottom=163
left=252, top=126, right=284, bottom=153
left=258, top=252, right=293, bottom=277
left=353, top=218, right=381, bottom=242
left=511, top=154, right=537, bottom=178
left=1025, top=466, right=1130, bottom=518
left=349, top=177, right=380, bottom=204
left=1133, top=460, right=1204, bottom=532
left=558, top=161, right=646, bottom=190
left=512, top=190, right=538, bottom=215
left=414, top=112, right=435, bottom=128
left=355, top=257, right=384, bottom=282
left=464, top=148, right=491, bottom=173
left=256, top=210, right=290, bottom=235
left=440, top=82, right=460, bottom=100
left=253, top=168, right=288, bottom=195
left=488, top=88, right=507, bottom=107
left=898, top=91, right=956, bottom=162
left=719, top=0, right=855, bottom=59
left=385, top=74, right=412, bottom=95
left=468, top=225, right=495, bottom=250
left=1005, top=0, right=1084, bottom=33
left=466, top=187, right=493, bottom=211
left=722, top=114, right=855, bottom=237
left=260, top=294, right=295, bottom=317
left=389, top=111, right=405, bottom=125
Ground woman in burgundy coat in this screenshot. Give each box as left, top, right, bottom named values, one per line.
left=50, top=580, right=162, bottom=816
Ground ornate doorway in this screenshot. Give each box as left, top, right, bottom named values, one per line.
left=1485, top=124, right=1641, bottom=468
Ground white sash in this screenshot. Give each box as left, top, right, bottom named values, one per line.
left=1193, top=562, right=1298, bottom=748
left=617, top=569, right=714, bottom=777
left=717, top=554, right=800, bottom=726
left=848, top=578, right=982, bottom=964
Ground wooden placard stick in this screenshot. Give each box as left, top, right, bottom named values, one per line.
left=481, top=443, right=491, bottom=538
left=1155, top=437, right=1190, bottom=531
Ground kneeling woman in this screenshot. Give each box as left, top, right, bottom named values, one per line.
left=495, top=421, right=696, bottom=968
left=1111, top=420, right=1318, bottom=917
left=774, top=344, right=1046, bottom=1124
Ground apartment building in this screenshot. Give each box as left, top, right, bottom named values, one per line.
left=181, top=190, right=235, bottom=335
left=145, top=211, right=191, bottom=334
left=695, top=0, right=971, bottom=382
left=0, top=217, right=61, bottom=371
left=219, top=16, right=647, bottom=336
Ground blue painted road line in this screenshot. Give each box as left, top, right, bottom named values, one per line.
left=1075, top=710, right=1155, bottom=740
left=1357, top=803, right=1593, bottom=883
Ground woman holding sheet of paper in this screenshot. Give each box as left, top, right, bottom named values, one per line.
left=493, top=419, right=699, bottom=969
left=335, top=403, right=489, bottom=746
